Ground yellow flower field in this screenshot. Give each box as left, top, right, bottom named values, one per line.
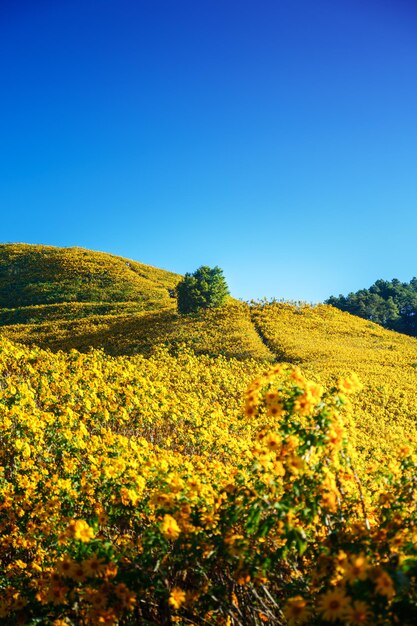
left=2, top=299, right=417, bottom=624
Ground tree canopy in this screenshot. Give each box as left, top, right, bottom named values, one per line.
left=176, top=266, right=230, bottom=315
left=326, top=277, right=417, bottom=337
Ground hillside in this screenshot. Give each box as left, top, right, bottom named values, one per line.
left=1, top=302, right=274, bottom=360
left=0, top=244, right=273, bottom=360
left=251, top=301, right=417, bottom=469
left=2, top=316, right=417, bottom=623
left=2, top=245, right=417, bottom=623
left=2, top=244, right=417, bottom=467
left=0, top=243, right=180, bottom=308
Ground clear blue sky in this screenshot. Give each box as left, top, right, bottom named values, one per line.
left=1, top=0, right=417, bottom=302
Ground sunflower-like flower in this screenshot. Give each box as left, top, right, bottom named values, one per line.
left=318, top=588, right=350, bottom=622
left=283, top=595, right=311, bottom=624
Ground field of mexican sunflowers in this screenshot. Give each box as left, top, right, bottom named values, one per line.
left=2, top=247, right=417, bottom=625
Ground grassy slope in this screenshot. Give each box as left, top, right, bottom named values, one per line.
left=3, top=245, right=417, bottom=464
left=1, top=302, right=274, bottom=360
left=0, top=301, right=165, bottom=326
left=4, top=246, right=417, bottom=622
left=0, top=243, right=180, bottom=307
left=0, top=244, right=274, bottom=361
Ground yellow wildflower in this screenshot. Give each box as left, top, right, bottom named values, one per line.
left=68, top=519, right=95, bottom=542
left=283, top=595, right=311, bottom=624
left=343, top=554, right=369, bottom=583
left=318, top=588, right=350, bottom=622
left=169, top=587, right=186, bottom=610
left=160, top=514, right=181, bottom=540
left=338, top=373, right=363, bottom=394
left=374, top=571, right=395, bottom=598
left=343, top=600, right=372, bottom=625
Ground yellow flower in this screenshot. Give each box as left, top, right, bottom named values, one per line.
left=378, top=492, right=393, bottom=507
left=283, top=596, right=311, bottom=624
left=160, top=514, right=181, bottom=540
left=337, top=373, right=363, bottom=394
left=83, top=554, right=106, bottom=577
left=55, top=557, right=74, bottom=578
left=68, top=519, right=95, bottom=542
left=327, top=425, right=344, bottom=449
left=114, top=583, right=137, bottom=609
left=103, top=562, right=118, bottom=579
left=69, top=562, right=86, bottom=583
left=306, top=381, right=323, bottom=402
left=320, top=490, right=338, bottom=512
left=237, top=573, right=250, bottom=586
left=47, top=584, right=68, bottom=606
left=120, top=486, right=140, bottom=506
left=266, top=391, right=279, bottom=402
left=398, top=444, right=411, bottom=457
left=290, top=367, right=305, bottom=384
left=343, top=600, right=372, bottom=625
left=245, top=401, right=257, bottom=418
left=286, top=455, right=305, bottom=475
left=318, top=588, right=350, bottom=622
left=267, top=402, right=284, bottom=418
left=374, top=571, right=395, bottom=598
left=343, top=554, right=369, bottom=583
left=169, top=587, right=186, bottom=610
left=22, top=442, right=31, bottom=458
left=86, top=589, right=108, bottom=610
left=294, top=392, right=314, bottom=415
left=264, top=432, right=281, bottom=451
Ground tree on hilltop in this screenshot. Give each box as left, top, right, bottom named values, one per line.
left=176, top=265, right=230, bottom=314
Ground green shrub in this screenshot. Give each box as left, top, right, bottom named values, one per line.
left=176, top=265, right=230, bottom=314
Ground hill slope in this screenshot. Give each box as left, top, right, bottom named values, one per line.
left=0, top=244, right=274, bottom=360
left=0, top=243, right=180, bottom=308
left=251, top=301, right=417, bottom=466
left=1, top=302, right=274, bottom=360
left=2, top=313, right=417, bottom=623
left=2, top=246, right=417, bottom=623
left=2, top=243, right=417, bottom=467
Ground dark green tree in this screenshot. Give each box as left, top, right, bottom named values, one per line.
left=326, top=277, right=417, bottom=337
left=176, top=265, right=230, bottom=314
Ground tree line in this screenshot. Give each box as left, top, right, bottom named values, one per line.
left=326, top=278, right=417, bottom=337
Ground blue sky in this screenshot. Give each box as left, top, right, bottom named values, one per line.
left=1, top=0, right=417, bottom=302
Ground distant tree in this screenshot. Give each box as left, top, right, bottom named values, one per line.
left=176, top=266, right=230, bottom=314
left=326, top=277, right=417, bottom=337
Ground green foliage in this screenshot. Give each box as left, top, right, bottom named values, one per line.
left=326, top=277, right=417, bottom=337
left=176, top=265, right=230, bottom=314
